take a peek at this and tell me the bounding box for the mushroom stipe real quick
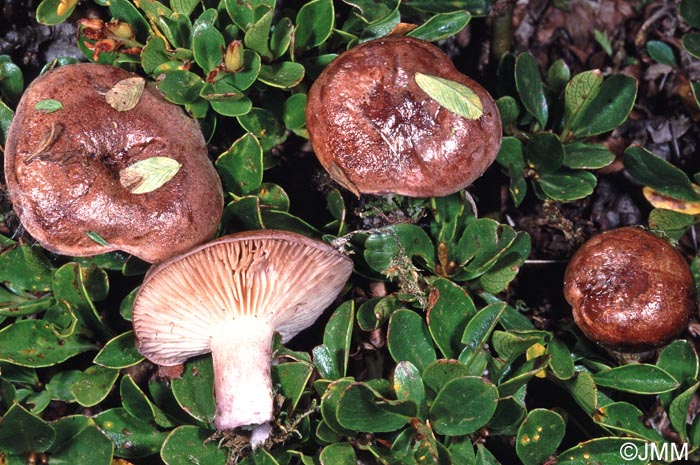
[132,230,353,437]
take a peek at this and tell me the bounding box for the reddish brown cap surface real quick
[306,35,502,197]
[4,63,223,263]
[563,227,697,352]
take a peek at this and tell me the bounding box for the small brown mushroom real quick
[4,63,223,263]
[132,230,353,436]
[306,35,502,198]
[563,227,697,352]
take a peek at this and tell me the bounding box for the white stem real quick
[210,316,275,430]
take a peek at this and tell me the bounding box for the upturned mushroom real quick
[132,230,353,435]
[306,35,502,198]
[563,227,697,352]
[4,63,223,263]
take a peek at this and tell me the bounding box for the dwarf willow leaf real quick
[415,72,483,120]
[119,157,181,194]
[105,77,145,112]
[86,231,108,246]
[35,99,63,113]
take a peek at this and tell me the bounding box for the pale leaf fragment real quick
[119,157,182,194]
[106,77,146,112]
[414,72,483,120]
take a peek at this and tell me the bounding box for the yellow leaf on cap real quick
[106,77,145,112]
[119,156,182,194]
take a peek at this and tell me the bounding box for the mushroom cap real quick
[132,230,353,366]
[563,227,697,352]
[306,35,502,198]
[4,63,223,263]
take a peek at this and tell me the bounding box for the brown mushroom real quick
[132,230,353,436]
[4,63,223,263]
[306,35,502,198]
[563,226,696,352]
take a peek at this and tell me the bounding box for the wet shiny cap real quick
[563,227,697,352]
[4,63,223,263]
[306,35,502,198]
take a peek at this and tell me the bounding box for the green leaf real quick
[53,263,112,338]
[657,339,699,406]
[94,408,168,458]
[121,375,161,426]
[364,224,436,273]
[427,278,477,359]
[387,309,437,373]
[119,156,181,194]
[683,33,700,58]
[402,0,490,15]
[496,137,527,206]
[156,70,206,104]
[35,99,63,113]
[488,396,527,436]
[496,96,520,126]
[647,40,677,67]
[563,69,603,133]
[538,170,597,202]
[245,7,273,60]
[556,438,649,465]
[271,362,313,412]
[157,13,192,49]
[192,9,226,73]
[282,94,306,134]
[515,52,548,128]
[415,72,483,120]
[161,426,227,465]
[570,74,637,138]
[516,409,566,465]
[0,99,13,146]
[681,0,700,27]
[320,378,356,436]
[336,382,414,432]
[70,365,119,407]
[0,244,53,291]
[93,331,144,369]
[455,219,518,278]
[35,0,75,25]
[319,443,357,465]
[422,359,470,393]
[393,361,427,420]
[237,107,286,151]
[459,302,506,367]
[322,301,355,379]
[525,133,564,173]
[649,209,694,240]
[562,371,598,415]
[109,0,151,42]
[547,337,575,380]
[171,357,216,424]
[563,142,615,169]
[48,415,114,465]
[430,376,498,435]
[546,59,571,94]
[0,319,96,367]
[295,0,334,51]
[170,0,198,15]
[356,296,401,331]
[623,145,700,201]
[0,403,55,454]
[258,62,305,88]
[592,364,679,394]
[270,17,293,59]
[216,133,264,196]
[669,382,698,442]
[595,401,664,441]
[407,11,472,42]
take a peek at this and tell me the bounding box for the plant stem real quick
[210,316,275,431]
